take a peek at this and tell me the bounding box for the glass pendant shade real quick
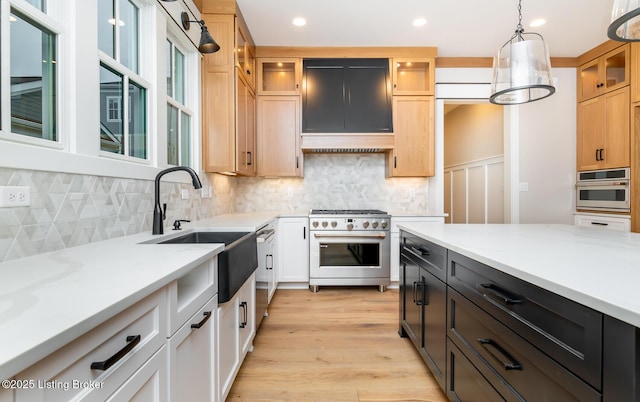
[608,0,640,41]
[490,32,555,105]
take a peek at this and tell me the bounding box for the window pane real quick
[98,0,115,57]
[166,40,173,97]
[100,65,124,154]
[128,80,146,158]
[174,48,185,104]
[167,104,178,165]
[25,0,45,12]
[119,0,139,73]
[10,11,57,141]
[180,111,191,166]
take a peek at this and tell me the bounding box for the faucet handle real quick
[172,219,191,230]
[162,203,167,221]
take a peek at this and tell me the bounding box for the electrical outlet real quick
[0,186,31,207]
[409,188,416,198]
[180,189,190,200]
[286,188,294,198]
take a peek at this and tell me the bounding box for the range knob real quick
[381,221,388,229]
[312,221,319,228]
[331,221,337,228]
[347,223,354,231]
[362,221,370,228]
[322,221,328,228]
[372,221,379,228]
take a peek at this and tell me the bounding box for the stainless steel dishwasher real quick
[255,221,276,329]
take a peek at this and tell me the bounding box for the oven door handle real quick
[313,232,387,239]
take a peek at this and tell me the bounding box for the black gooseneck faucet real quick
[153,166,203,235]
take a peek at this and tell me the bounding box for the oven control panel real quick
[310,217,390,231]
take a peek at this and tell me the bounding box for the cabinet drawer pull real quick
[191,311,212,329]
[477,338,522,371]
[239,301,248,328]
[410,246,431,256]
[90,335,141,371]
[479,283,522,305]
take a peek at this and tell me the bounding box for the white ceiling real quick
[235,0,616,58]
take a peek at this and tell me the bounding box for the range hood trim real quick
[300,133,395,153]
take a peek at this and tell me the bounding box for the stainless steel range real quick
[309,209,391,292]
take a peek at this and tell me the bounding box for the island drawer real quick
[447,251,603,389]
[401,233,447,282]
[14,289,167,402]
[446,339,505,402]
[448,289,601,402]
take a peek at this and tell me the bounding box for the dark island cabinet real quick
[399,232,447,389]
[398,230,640,401]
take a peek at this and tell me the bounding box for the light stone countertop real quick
[398,223,640,328]
[0,211,282,381]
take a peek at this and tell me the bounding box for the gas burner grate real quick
[310,209,388,215]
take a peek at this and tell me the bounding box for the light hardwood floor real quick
[226,287,448,401]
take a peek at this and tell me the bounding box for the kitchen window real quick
[0,3,58,143]
[166,38,193,167]
[98,0,149,160]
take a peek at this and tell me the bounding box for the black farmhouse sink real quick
[157,231,258,303]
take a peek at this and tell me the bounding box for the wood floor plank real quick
[226,287,448,401]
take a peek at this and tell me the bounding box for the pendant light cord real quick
[516,0,524,40]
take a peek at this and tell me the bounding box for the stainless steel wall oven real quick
[309,209,390,292]
[576,168,630,212]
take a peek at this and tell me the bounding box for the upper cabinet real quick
[392,58,435,95]
[202,9,257,176]
[257,58,302,95]
[578,44,629,102]
[236,24,255,90]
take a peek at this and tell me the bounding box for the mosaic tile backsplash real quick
[0,154,428,262]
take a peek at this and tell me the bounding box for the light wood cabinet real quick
[236,73,256,176]
[257,96,301,177]
[577,87,630,171]
[578,44,629,102]
[257,58,302,95]
[202,12,256,176]
[235,24,255,90]
[392,58,435,95]
[386,96,435,177]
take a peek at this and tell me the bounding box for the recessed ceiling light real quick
[293,17,307,27]
[413,18,427,27]
[530,18,546,27]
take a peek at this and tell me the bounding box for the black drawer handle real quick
[191,311,212,329]
[239,301,248,328]
[479,283,523,305]
[477,338,522,371]
[91,334,141,371]
[411,246,431,256]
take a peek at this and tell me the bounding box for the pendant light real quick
[489,0,555,105]
[608,0,640,41]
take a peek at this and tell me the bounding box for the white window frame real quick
[0,0,64,150]
[0,0,204,183]
[166,35,196,168]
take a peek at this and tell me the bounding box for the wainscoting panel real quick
[444,156,504,224]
